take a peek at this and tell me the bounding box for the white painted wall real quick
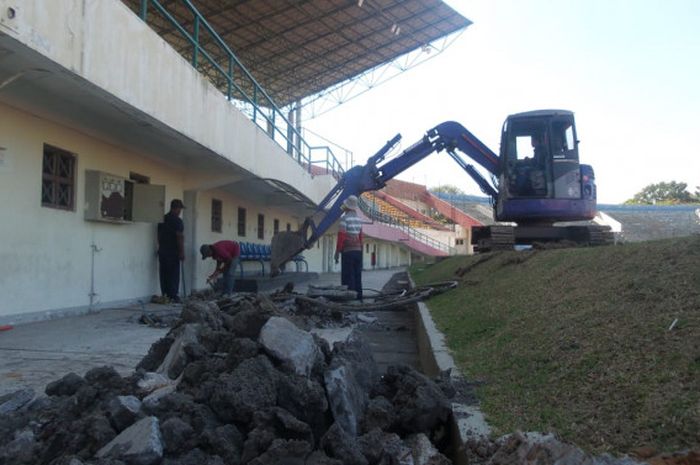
[0,103,336,321]
[362,239,412,270]
[0,103,185,321]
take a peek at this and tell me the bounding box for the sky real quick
[304,0,700,204]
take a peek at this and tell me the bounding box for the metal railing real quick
[358,197,455,255]
[137,0,345,177]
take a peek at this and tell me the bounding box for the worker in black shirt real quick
[157,199,185,303]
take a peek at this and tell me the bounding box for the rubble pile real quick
[0,295,455,465]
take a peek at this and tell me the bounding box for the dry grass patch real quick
[411,236,700,455]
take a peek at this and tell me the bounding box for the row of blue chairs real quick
[238,242,307,277]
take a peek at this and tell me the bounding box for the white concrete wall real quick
[190,189,305,287]
[0,103,338,320]
[0,103,185,321]
[362,238,412,270]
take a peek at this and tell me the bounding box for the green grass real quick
[411,236,700,455]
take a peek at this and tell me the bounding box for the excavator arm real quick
[270,121,501,275]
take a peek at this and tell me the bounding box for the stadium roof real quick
[122,0,470,107]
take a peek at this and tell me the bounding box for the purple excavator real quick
[271,109,612,275]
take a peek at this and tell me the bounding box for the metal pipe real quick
[89,243,102,310]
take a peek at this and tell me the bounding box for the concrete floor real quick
[0,269,407,397]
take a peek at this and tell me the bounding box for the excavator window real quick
[505,120,550,198]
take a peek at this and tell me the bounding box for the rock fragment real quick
[45,373,85,397]
[0,388,35,414]
[96,416,163,465]
[259,316,322,377]
[107,395,142,432]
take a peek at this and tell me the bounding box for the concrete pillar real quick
[183,189,199,294]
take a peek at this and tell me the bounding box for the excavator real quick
[271,109,612,274]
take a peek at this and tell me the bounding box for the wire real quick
[273,281,457,312]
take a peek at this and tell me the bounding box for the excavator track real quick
[473,224,614,252]
[474,225,515,252]
[585,225,615,246]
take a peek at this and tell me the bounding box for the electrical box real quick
[84,170,165,223]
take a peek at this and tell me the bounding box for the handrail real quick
[358,197,455,255]
[137,0,345,178]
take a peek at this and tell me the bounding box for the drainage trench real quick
[356,270,481,464]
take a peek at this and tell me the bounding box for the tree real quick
[431,184,465,196]
[625,181,698,205]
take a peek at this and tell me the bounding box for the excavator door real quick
[501,110,581,201]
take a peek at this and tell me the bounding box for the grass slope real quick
[411,236,700,455]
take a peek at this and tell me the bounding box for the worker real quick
[200,240,241,297]
[532,133,547,167]
[334,195,363,300]
[157,199,185,303]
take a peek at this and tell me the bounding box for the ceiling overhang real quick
[121,0,470,107]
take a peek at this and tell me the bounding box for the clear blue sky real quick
[306,0,700,204]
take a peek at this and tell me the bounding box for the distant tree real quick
[431,184,465,196]
[625,181,698,205]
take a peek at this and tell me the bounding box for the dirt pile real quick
[0,295,455,465]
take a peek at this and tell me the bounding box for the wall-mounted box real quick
[84,170,164,223]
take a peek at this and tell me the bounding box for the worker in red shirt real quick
[200,240,241,296]
[334,195,363,300]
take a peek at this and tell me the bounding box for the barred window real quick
[237,207,246,237]
[42,144,75,210]
[257,214,265,240]
[273,218,280,235]
[211,199,222,233]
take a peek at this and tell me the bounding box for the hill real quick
[411,236,700,455]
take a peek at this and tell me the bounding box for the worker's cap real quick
[171,199,185,209]
[200,244,212,260]
[342,195,359,210]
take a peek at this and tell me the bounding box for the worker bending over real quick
[200,240,241,297]
[334,195,363,300]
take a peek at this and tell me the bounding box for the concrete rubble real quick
[0,291,658,465]
[0,294,455,465]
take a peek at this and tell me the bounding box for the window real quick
[456,238,465,245]
[286,223,291,232]
[273,219,280,235]
[366,243,370,253]
[42,144,76,210]
[237,207,246,237]
[211,199,222,233]
[257,214,265,240]
[124,172,149,221]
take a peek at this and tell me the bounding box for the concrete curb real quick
[409,274,492,464]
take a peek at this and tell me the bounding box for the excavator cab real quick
[496,110,592,224]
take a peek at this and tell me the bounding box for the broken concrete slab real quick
[321,422,368,465]
[107,395,142,432]
[406,433,450,465]
[137,372,172,392]
[311,327,355,346]
[307,284,357,301]
[96,416,163,465]
[324,365,366,437]
[0,388,35,415]
[259,316,322,377]
[157,323,200,379]
[142,382,179,410]
[45,372,86,397]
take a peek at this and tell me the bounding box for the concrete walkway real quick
[0,268,406,397]
[0,306,171,397]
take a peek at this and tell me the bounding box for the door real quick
[132,183,166,223]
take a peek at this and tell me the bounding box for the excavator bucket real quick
[270,231,306,277]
